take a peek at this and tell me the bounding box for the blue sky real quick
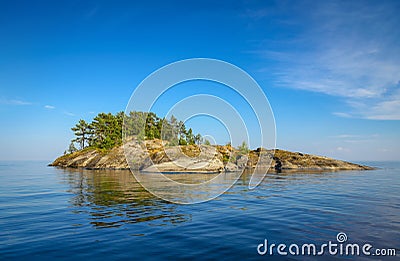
[0,0,399,161]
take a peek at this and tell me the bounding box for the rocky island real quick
[50,111,373,173]
[50,138,373,172]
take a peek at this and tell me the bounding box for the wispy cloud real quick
[336,146,349,152]
[331,134,379,138]
[332,112,352,118]
[0,98,32,105]
[330,133,379,144]
[44,105,55,109]
[253,1,400,120]
[63,111,75,116]
[363,90,400,120]
[331,134,361,139]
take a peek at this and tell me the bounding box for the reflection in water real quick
[57,168,191,228]
[1,162,399,259]
[56,167,335,229]
[135,171,243,204]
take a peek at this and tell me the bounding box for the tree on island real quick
[90,112,123,149]
[237,141,250,154]
[71,119,91,149]
[194,134,202,145]
[178,122,187,145]
[186,128,195,145]
[68,141,78,154]
[69,111,202,152]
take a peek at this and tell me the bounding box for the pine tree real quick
[90,112,123,149]
[238,141,250,154]
[168,115,179,145]
[68,111,199,151]
[194,134,202,145]
[186,128,195,145]
[68,141,77,154]
[71,119,90,149]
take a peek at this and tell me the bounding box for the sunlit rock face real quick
[50,139,374,172]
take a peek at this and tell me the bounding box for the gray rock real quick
[142,157,225,173]
[224,162,239,172]
[50,139,374,172]
[236,155,248,169]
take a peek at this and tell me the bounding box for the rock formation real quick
[50,138,374,172]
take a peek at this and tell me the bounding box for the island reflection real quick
[57,168,192,228]
[56,167,332,228]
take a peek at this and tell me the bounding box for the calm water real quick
[0,161,399,260]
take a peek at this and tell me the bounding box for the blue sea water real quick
[0,161,399,260]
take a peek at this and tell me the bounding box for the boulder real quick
[224,162,239,172]
[236,155,248,169]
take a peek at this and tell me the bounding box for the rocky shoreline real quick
[50,138,373,172]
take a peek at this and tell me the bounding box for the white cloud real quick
[330,133,379,144]
[0,98,32,105]
[331,134,379,139]
[336,146,350,152]
[332,112,352,118]
[254,1,400,120]
[332,134,361,139]
[364,93,400,120]
[44,105,55,109]
[63,111,75,116]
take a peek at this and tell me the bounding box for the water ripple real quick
[0,161,398,259]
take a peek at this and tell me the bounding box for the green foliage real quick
[71,119,91,149]
[186,128,195,145]
[194,134,202,145]
[222,154,230,164]
[237,141,250,154]
[68,141,78,154]
[204,139,211,145]
[70,111,202,151]
[222,152,236,164]
[179,137,187,145]
[90,112,123,149]
[123,111,147,137]
[124,112,202,146]
[69,112,123,151]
